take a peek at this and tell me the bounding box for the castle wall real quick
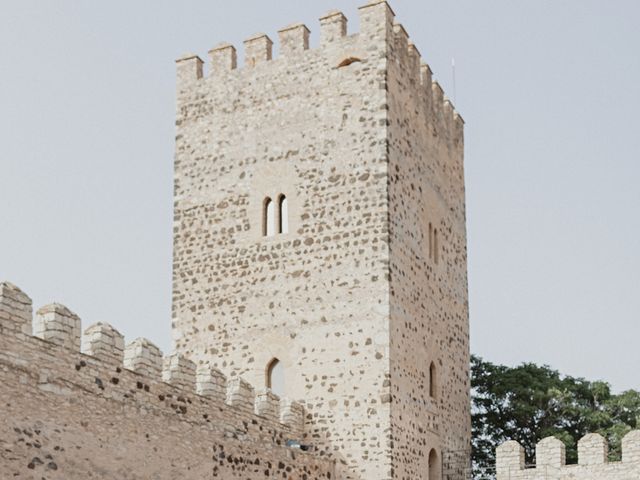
[386,14,471,480]
[496,434,640,480]
[172,4,395,479]
[0,283,334,479]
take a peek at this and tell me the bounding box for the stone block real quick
[124,338,162,378]
[0,282,32,334]
[162,353,196,390]
[82,322,125,364]
[34,303,81,350]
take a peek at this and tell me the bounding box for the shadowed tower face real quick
[171,2,470,478]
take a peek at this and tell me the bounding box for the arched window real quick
[263,197,275,237]
[266,358,285,397]
[429,362,437,399]
[278,195,289,234]
[428,449,441,480]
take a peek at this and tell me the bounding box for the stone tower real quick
[172,2,470,479]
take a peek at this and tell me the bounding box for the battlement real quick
[174,0,462,139]
[176,1,391,77]
[496,432,640,480]
[0,281,305,438]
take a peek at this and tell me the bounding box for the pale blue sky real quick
[1,1,638,391]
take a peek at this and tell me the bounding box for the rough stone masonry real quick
[497,434,640,480]
[0,1,473,479]
[172,1,470,479]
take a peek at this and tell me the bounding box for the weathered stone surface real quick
[0,296,329,479]
[0,281,32,335]
[162,353,196,389]
[196,365,227,401]
[497,436,640,480]
[124,337,163,377]
[0,1,472,479]
[82,321,125,363]
[34,303,81,350]
[172,1,470,478]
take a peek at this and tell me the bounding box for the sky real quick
[1,1,638,392]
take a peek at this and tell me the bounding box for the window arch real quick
[266,358,284,397]
[263,197,275,237]
[338,57,362,68]
[428,449,441,480]
[429,362,437,399]
[278,194,289,234]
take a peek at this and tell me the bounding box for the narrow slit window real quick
[428,222,434,260]
[429,362,437,399]
[433,228,439,264]
[278,195,289,234]
[263,197,275,237]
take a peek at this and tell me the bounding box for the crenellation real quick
[358,0,395,45]
[420,63,434,118]
[82,322,125,364]
[196,365,227,401]
[0,281,309,434]
[319,10,347,45]
[124,337,163,377]
[623,430,640,463]
[255,388,281,422]
[208,43,237,74]
[0,281,330,478]
[175,53,203,86]
[431,81,445,112]
[244,33,273,67]
[393,23,409,59]
[497,433,640,480]
[536,436,566,468]
[162,352,196,390]
[431,80,445,133]
[34,303,81,351]
[278,23,310,57]
[226,377,256,413]
[407,42,421,81]
[496,440,525,477]
[280,399,305,431]
[420,62,433,87]
[578,433,608,465]
[0,281,32,335]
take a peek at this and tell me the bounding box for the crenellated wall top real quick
[0,281,305,437]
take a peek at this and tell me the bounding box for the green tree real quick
[471,355,640,479]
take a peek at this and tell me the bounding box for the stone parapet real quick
[497,433,640,480]
[34,303,81,351]
[82,322,125,364]
[0,282,32,335]
[0,280,308,441]
[172,0,462,141]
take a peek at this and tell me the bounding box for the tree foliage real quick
[471,355,640,479]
